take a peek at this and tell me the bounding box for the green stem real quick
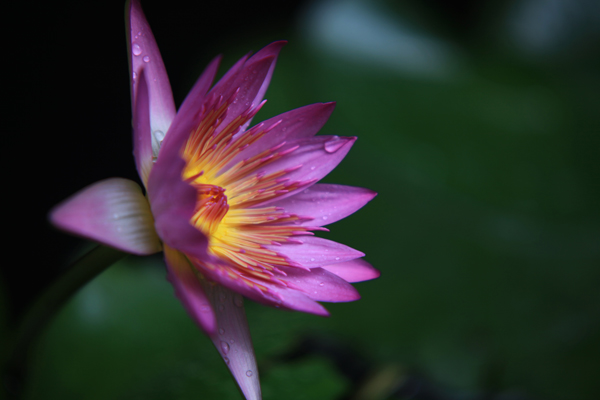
[2,245,127,396]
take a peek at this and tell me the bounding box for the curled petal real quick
[281,267,360,302]
[266,236,364,268]
[50,178,161,255]
[272,183,376,226]
[164,245,216,335]
[200,281,261,400]
[321,259,381,283]
[147,149,210,259]
[127,0,176,158]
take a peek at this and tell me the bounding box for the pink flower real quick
[50,1,379,398]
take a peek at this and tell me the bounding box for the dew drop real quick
[322,216,328,220]
[324,135,346,153]
[319,282,324,287]
[310,166,316,171]
[310,258,315,262]
[132,43,142,56]
[220,341,230,355]
[132,71,137,80]
[219,328,225,335]
[143,55,150,63]
[335,257,340,261]
[233,294,243,308]
[246,370,253,377]
[230,339,235,344]
[153,130,165,141]
[224,356,230,364]
[199,305,211,313]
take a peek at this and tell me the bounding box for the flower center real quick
[192,184,229,238]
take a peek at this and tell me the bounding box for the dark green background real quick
[4,0,599,399]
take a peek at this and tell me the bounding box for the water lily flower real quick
[50,1,379,399]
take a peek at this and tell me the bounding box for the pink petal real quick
[158,56,221,161]
[271,183,376,226]
[132,68,153,186]
[281,267,360,302]
[192,260,329,317]
[245,41,287,114]
[226,102,336,169]
[255,135,357,206]
[199,281,261,400]
[266,236,364,268]
[127,0,176,155]
[208,42,286,135]
[49,178,161,255]
[321,259,381,283]
[266,286,330,316]
[164,245,216,335]
[215,55,278,136]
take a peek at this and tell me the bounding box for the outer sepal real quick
[50,178,162,255]
[201,281,262,400]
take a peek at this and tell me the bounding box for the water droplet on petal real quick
[132,43,142,56]
[143,55,150,63]
[324,135,346,153]
[132,71,137,81]
[199,305,211,313]
[153,130,165,142]
[246,370,253,377]
[335,257,340,260]
[233,294,243,307]
[224,357,230,364]
[319,282,324,287]
[219,328,225,335]
[310,258,315,262]
[322,216,328,220]
[220,341,230,355]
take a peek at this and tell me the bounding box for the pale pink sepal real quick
[321,259,381,283]
[132,68,153,186]
[200,281,262,400]
[164,245,216,335]
[49,178,161,255]
[272,183,376,227]
[127,0,176,157]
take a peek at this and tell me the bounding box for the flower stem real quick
[2,245,126,397]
